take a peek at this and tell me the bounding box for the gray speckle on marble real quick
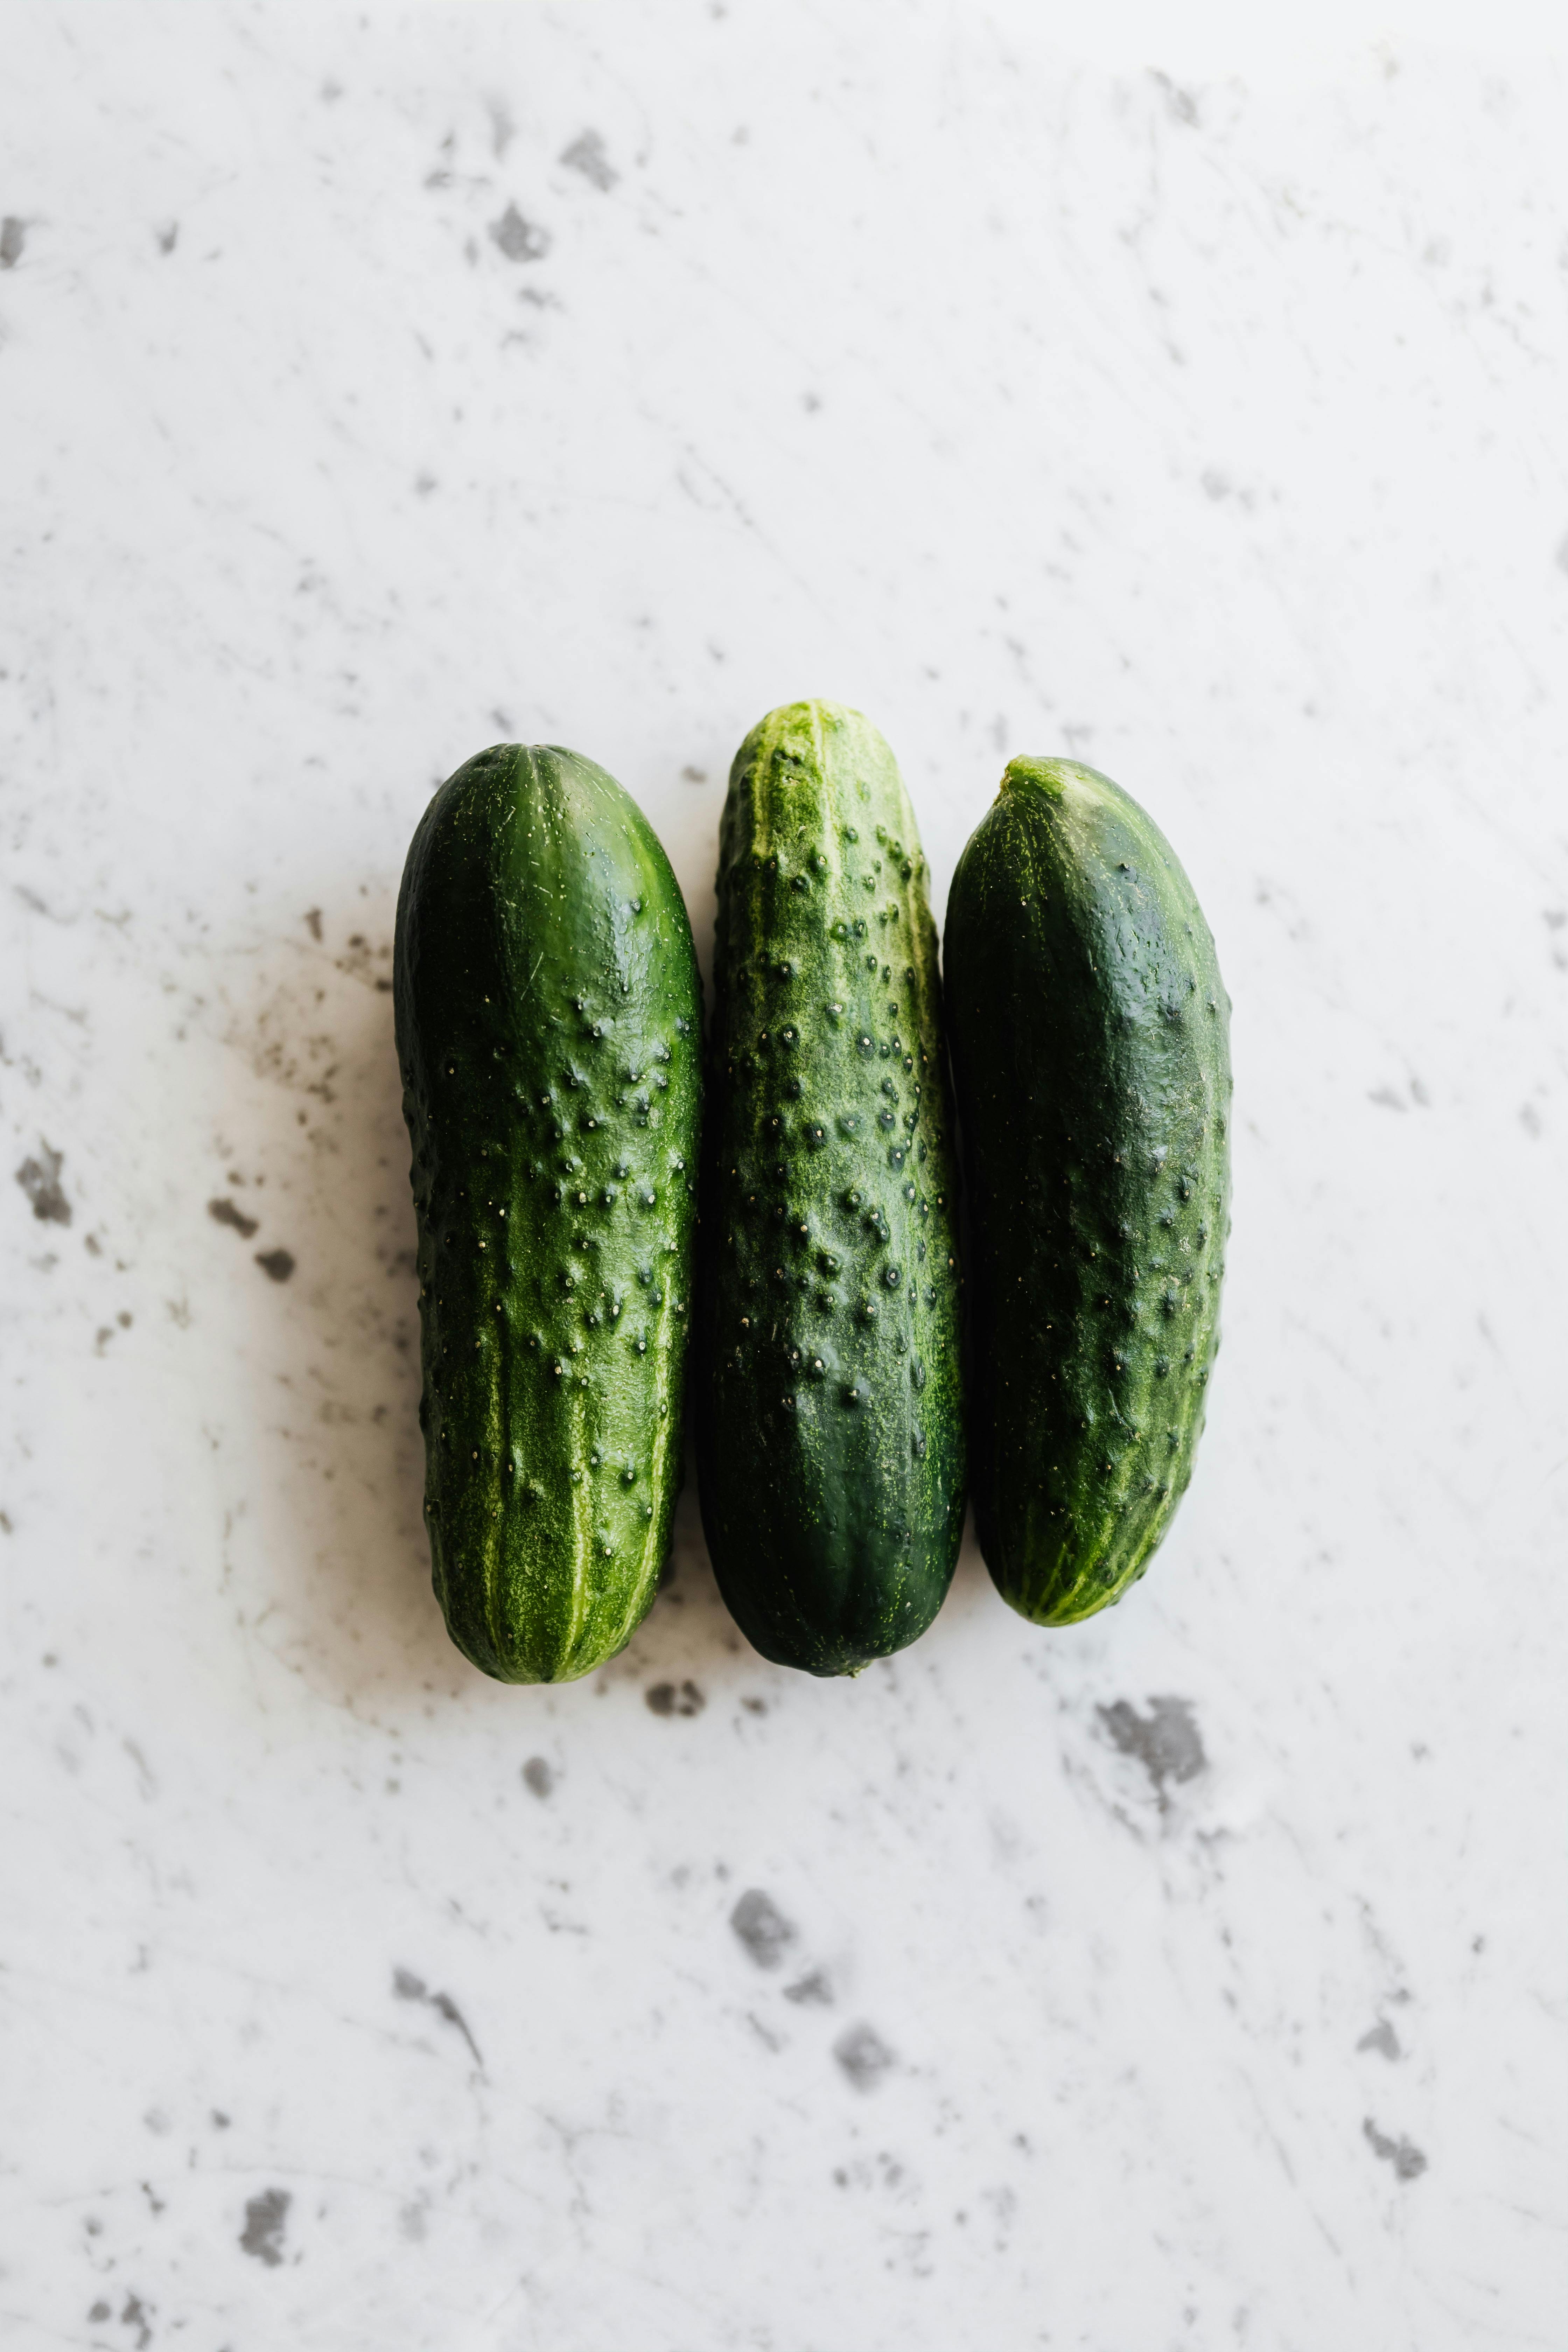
[834,2022,895,2091]
[207,1197,259,1238]
[0,216,24,268]
[489,202,550,262]
[522,1756,554,1798]
[15,1142,70,1225]
[239,2187,290,2266]
[488,100,515,160]
[1363,2118,1428,2181]
[1358,2019,1401,2060]
[1098,1696,1206,1797]
[729,1888,796,1969]
[646,1678,704,1717]
[561,129,617,190]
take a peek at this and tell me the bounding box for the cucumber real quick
[697,701,966,1675]
[944,756,1231,1626]
[394,744,702,1682]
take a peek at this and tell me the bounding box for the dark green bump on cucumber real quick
[698,701,967,1676]
[394,744,702,1682]
[944,756,1231,1627]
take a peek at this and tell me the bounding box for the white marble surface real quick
[3,5,1566,2345]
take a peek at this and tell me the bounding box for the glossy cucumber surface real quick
[698,701,966,1675]
[394,744,702,1682]
[944,756,1231,1625]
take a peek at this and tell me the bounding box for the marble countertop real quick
[3,6,1564,2346]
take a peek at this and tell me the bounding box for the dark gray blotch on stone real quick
[0,218,24,269]
[16,1141,70,1224]
[522,1756,553,1798]
[239,2186,291,2265]
[646,1678,704,1717]
[1358,2019,1400,2060]
[489,203,550,262]
[784,1968,833,2006]
[255,1248,295,1282]
[208,1197,259,1238]
[834,2022,894,2091]
[1098,1695,1206,1797]
[729,1888,796,1970]
[1363,2117,1427,2180]
[560,130,617,190]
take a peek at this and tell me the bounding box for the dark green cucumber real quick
[944,756,1231,1626]
[698,701,966,1676]
[394,744,702,1682]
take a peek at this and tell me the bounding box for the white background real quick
[2,4,1566,2345]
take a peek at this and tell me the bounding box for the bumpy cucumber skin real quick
[944,757,1231,1627]
[394,745,702,1683]
[698,702,966,1676]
